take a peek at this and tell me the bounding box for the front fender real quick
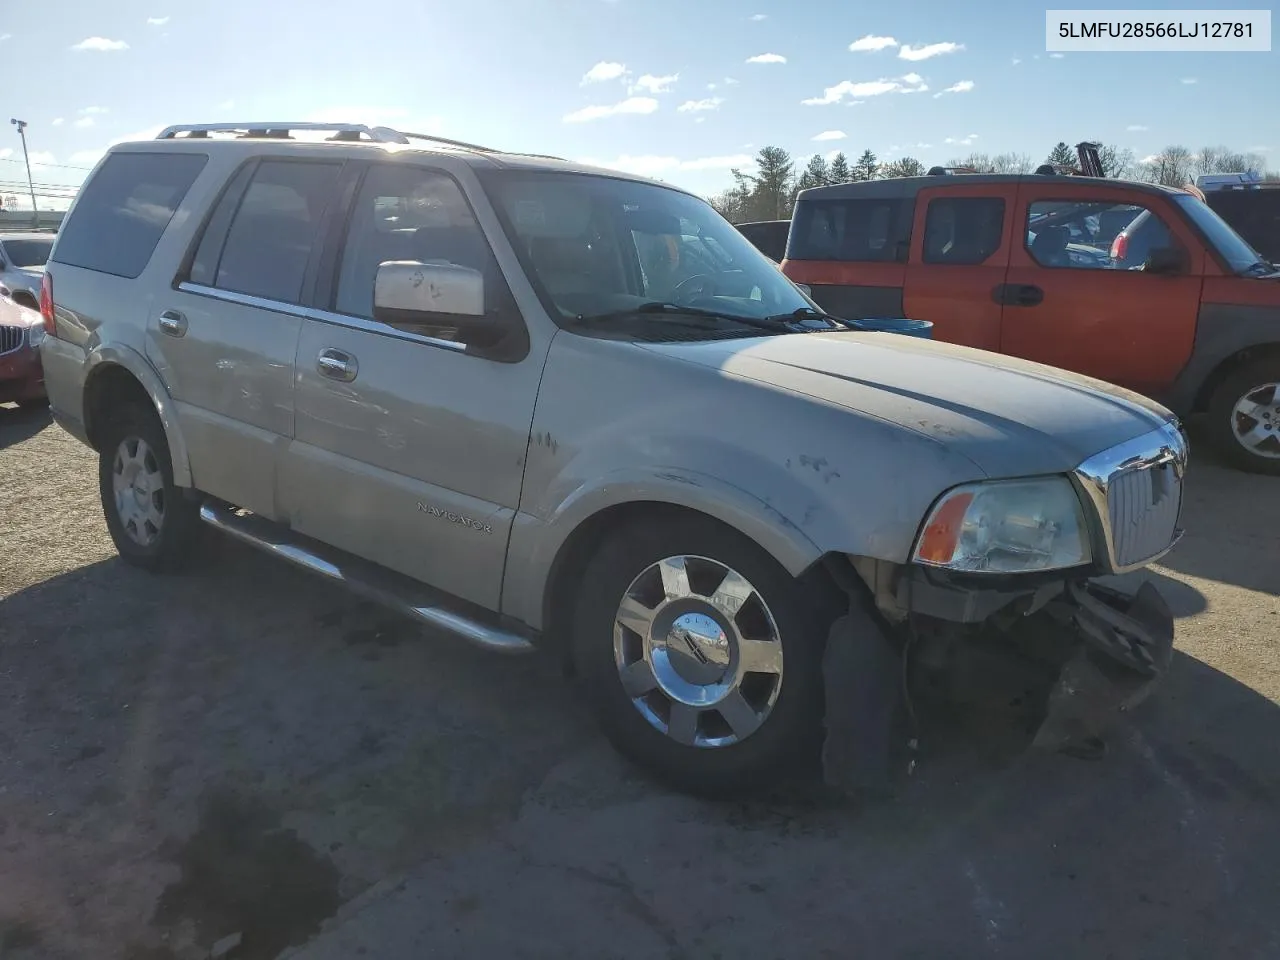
[85,343,194,488]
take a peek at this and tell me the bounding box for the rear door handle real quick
[158,310,188,337]
[317,348,358,382]
[991,283,1044,307]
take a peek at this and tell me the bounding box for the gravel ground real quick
[1,402,1278,960]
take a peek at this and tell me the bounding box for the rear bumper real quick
[0,341,45,403]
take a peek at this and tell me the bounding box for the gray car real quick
[0,232,53,310]
[39,122,1187,794]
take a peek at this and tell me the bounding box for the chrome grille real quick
[0,325,25,356]
[1107,459,1184,568]
[1074,420,1189,573]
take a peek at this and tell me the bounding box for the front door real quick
[901,183,1016,352]
[282,161,549,611]
[148,157,345,520]
[1000,183,1205,396]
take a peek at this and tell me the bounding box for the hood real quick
[0,293,42,327]
[639,331,1174,477]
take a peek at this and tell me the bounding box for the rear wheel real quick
[571,514,841,796]
[98,404,203,571]
[1206,360,1280,475]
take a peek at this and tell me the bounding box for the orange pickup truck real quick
[782,167,1280,474]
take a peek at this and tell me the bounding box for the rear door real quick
[901,183,1016,352]
[1001,182,1205,395]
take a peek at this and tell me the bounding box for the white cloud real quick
[563,96,659,123]
[1049,52,1065,58]
[1181,77,1197,84]
[632,73,678,94]
[898,41,962,61]
[1127,124,1149,132]
[577,153,755,177]
[1248,145,1271,153]
[71,36,129,51]
[812,130,847,141]
[147,16,169,25]
[707,82,717,90]
[746,53,786,64]
[0,33,11,41]
[849,34,898,52]
[724,77,739,85]
[1011,57,1022,65]
[1140,154,1160,164]
[750,13,767,20]
[0,148,11,159]
[802,74,924,105]
[582,61,627,84]
[916,142,933,149]
[934,80,974,97]
[51,118,65,127]
[677,97,723,113]
[74,117,96,128]
[944,134,979,146]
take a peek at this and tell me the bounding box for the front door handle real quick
[158,310,188,337]
[991,283,1045,307]
[317,348,358,382]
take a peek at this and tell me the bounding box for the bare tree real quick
[1096,143,1137,179]
[880,157,925,178]
[1142,145,1194,186]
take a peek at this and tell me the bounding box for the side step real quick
[198,502,536,655]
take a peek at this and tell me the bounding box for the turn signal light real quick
[40,272,56,337]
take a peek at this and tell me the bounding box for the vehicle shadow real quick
[0,402,51,450]
[1156,453,1280,596]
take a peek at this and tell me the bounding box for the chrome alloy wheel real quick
[612,555,784,748]
[111,436,166,546]
[1231,382,1280,460]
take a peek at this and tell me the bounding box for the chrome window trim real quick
[1073,418,1189,574]
[176,281,467,353]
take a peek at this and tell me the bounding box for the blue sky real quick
[1,0,1275,209]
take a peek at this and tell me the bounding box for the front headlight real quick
[912,477,1092,574]
[26,325,45,348]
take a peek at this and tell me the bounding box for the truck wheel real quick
[1206,361,1280,475]
[98,403,203,571]
[571,514,839,796]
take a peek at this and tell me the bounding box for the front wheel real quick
[1206,361,1280,475]
[571,514,840,796]
[98,404,203,571]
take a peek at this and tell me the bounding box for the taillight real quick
[1110,232,1128,261]
[40,272,55,337]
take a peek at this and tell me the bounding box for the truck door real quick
[1001,182,1205,396]
[902,183,1016,352]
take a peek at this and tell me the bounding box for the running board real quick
[198,502,536,655]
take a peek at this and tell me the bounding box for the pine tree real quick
[796,154,831,192]
[851,149,879,181]
[1046,142,1076,170]
[828,152,853,183]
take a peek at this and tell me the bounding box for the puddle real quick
[153,789,341,959]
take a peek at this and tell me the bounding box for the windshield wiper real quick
[576,302,800,334]
[764,306,853,329]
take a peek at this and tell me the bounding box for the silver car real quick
[39,122,1186,794]
[0,232,54,310]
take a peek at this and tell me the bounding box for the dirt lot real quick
[1,402,1278,960]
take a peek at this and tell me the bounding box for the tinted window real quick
[51,152,207,278]
[923,197,1005,265]
[1028,199,1172,270]
[213,160,342,303]
[1172,193,1265,273]
[1,238,54,268]
[187,162,256,287]
[788,198,905,262]
[1207,191,1280,261]
[334,164,501,320]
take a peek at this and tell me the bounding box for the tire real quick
[571,513,843,797]
[1206,360,1280,476]
[98,403,203,571]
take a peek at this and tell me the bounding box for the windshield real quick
[1,238,53,269]
[478,170,814,329]
[1172,193,1267,273]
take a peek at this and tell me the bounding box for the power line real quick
[0,157,95,173]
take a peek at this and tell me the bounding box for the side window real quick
[788,199,905,262]
[1026,199,1173,270]
[211,160,342,304]
[51,151,208,279]
[334,164,503,321]
[923,197,1005,265]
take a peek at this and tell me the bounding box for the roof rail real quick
[154,122,500,153]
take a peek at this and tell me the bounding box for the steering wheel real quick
[670,274,714,304]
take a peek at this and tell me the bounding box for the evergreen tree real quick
[828,152,853,183]
[851,149,878,181]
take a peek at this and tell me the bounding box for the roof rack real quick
[926,165,980,176]
[154,122,499,154]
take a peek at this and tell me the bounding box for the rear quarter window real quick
[787,198,908,262]
[51,151,208,279]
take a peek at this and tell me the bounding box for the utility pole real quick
[9,118,40,229]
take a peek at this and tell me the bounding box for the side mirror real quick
[794,282,813,297]
[373,261,502,346]
[1144,246,1189,276]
